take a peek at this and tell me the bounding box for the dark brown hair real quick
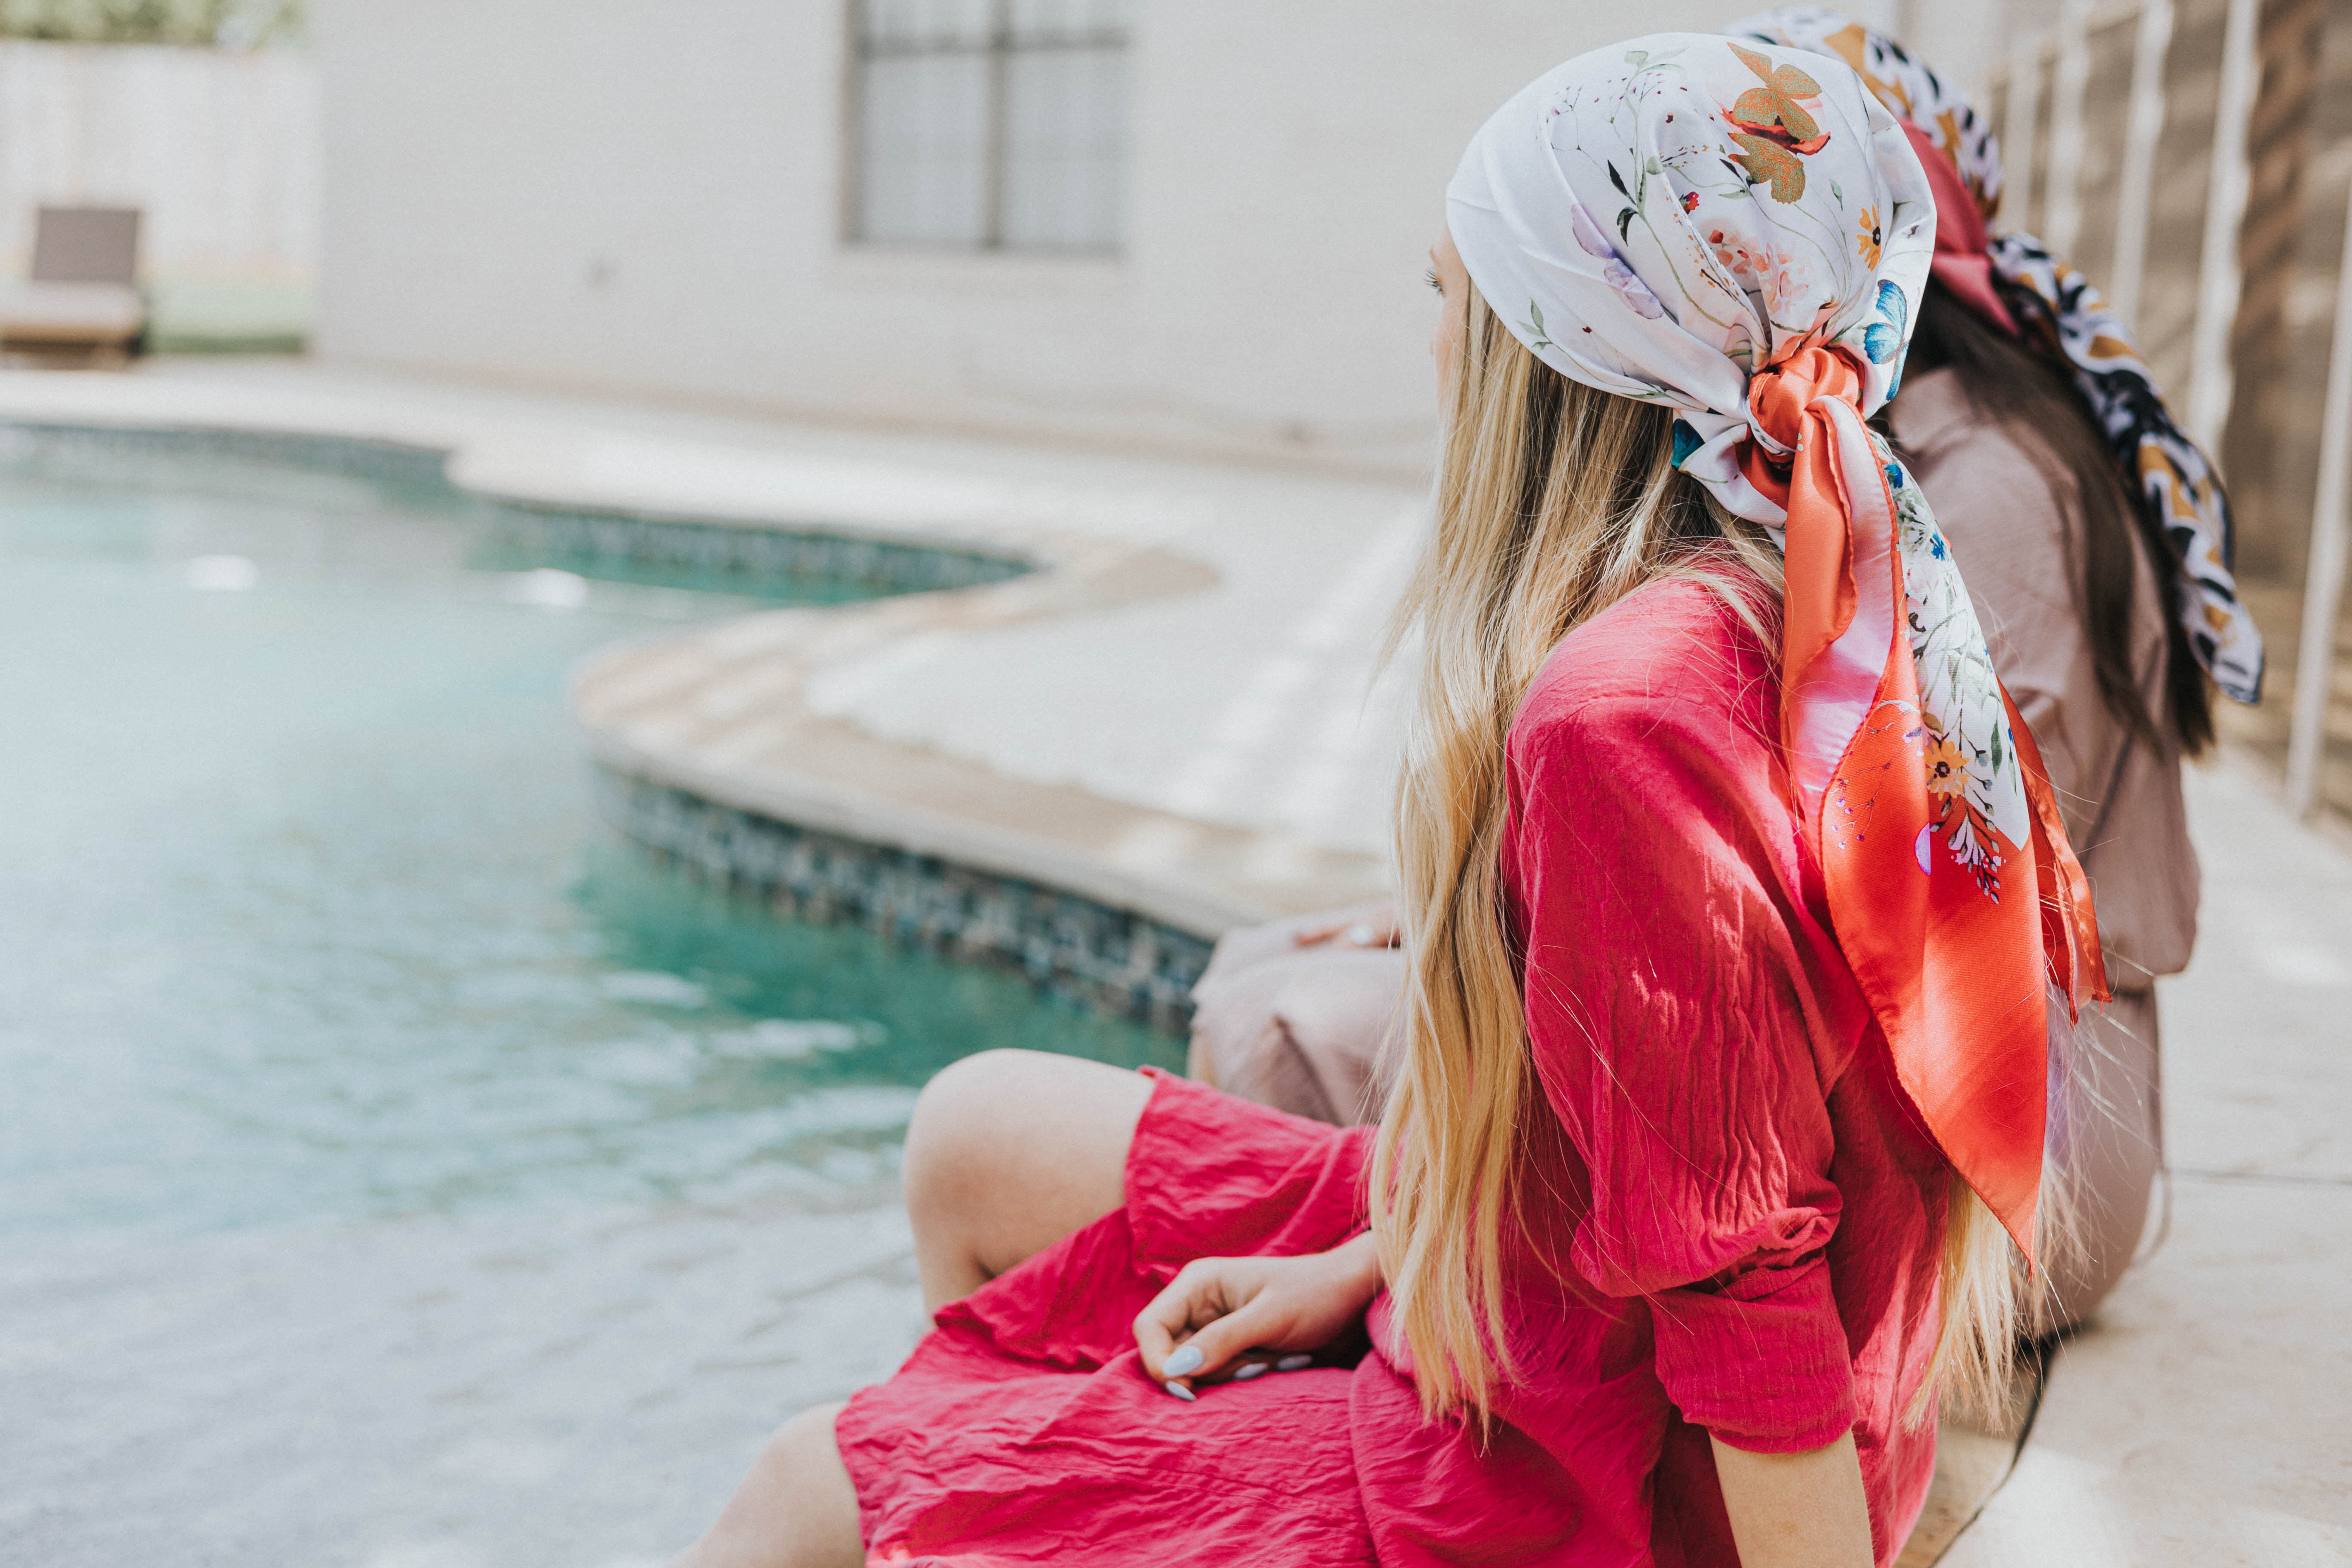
[1896,276,2214,755]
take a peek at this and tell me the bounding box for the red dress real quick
[838,581,1951,1567]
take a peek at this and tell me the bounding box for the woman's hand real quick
[1133,1231,1383,1398]
[1292,900,1401,950]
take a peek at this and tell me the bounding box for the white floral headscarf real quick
[1729,5,2003,217]
[1447,33,1933,525]
[1447,34,2106,1256]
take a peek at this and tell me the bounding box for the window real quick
[851,0,1131,253]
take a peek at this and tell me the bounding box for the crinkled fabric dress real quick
[838,580,1951,1568]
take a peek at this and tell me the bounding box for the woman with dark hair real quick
[1193,7,2264,1333]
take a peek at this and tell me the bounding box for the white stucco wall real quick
[309,2,2009,468]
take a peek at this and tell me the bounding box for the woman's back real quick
[1347,577,1950,1567]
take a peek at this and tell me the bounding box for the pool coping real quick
[562,514,1390,1007]
[1,402,1390,1024]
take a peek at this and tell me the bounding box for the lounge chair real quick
[0,206,145,367]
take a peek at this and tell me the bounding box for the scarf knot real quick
[1736,345,1865,512]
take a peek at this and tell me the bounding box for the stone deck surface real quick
[4,360,2348,1566]
[1941,755,2352,1567]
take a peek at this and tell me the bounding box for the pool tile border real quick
[597,770,1213,1032]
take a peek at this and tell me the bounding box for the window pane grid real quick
[851,0,1130,253]
[859,0,996,49]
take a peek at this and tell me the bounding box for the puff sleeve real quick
[1505,691,1862,1454]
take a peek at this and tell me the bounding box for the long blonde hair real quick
[1369,282,2030,1428]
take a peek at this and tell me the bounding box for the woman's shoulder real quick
[1502,578,1807,911]
[1888,371,2076,539]
[1510,577,1778,765]
[1888,368,2082,627]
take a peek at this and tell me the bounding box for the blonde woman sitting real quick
[1193,5,2258,1337]
[676,32,2110,1568]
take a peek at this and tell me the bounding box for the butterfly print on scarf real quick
[1724,42,1830,202]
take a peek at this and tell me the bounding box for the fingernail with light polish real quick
[1164,1380,1197,1401]
[1164,1345,1204,1377]
[1275,1354,1313,1372]
[1233,1361,1269,1381]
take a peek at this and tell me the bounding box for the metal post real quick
[2187,0,2261,453]
[2109,0,2175,328]
[2044,0,2094,258]
[2285,178,2352,819]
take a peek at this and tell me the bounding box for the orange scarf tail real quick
[1758,348,2107,1263]
[2006,685,2113,1015]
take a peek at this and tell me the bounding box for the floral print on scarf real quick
[1883,440,2030,890]
[1448,36,1934,518]
[1729,5,2003,220]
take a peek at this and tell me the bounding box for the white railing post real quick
[2109,0,2175,328]
[2285,178,2352,820]
[2188,0,2261,453]
[2044,0,2094,258]
[2004,28,2043,228]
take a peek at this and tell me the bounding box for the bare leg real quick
[670,1403,862,1568]
[903,1048,1155,1311]
[675,1051,1154,1566]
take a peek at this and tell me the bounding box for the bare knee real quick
[903,1049,1140,1217]
[674,1402,860,1568]
[902,1050,1038,1235]
[901,1049,1153,1308]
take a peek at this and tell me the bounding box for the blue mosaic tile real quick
[596,770,1211,1034]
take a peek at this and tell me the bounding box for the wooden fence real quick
[1994,0,2352,822]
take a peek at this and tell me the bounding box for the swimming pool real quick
[0,428,1180,1244]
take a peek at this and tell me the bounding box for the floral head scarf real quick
[1732,6,2266,704]
[1727,7,2003,214]
[1449,33,2107,1255]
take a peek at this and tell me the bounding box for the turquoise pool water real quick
[0,433,1178,1242]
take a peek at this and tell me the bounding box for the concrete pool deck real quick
[4,358,2349,1565]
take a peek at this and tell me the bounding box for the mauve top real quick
[1356,577,1948,1568]
[1889,368,2199,991]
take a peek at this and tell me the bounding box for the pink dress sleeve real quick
[1506,689,1861,1455]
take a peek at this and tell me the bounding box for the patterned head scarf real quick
[1449,33,2107,1255]
[1732,6,2266,704]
